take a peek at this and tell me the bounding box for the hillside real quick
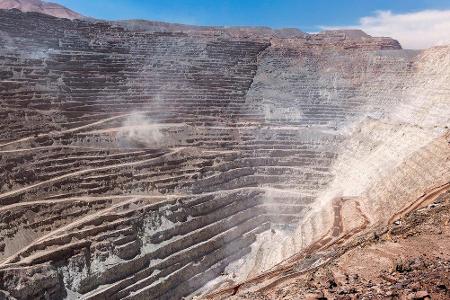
[0,0,83,19]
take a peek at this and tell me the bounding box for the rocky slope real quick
[209,189,450,299]
[0,8,448,300]
[0,0,83,19]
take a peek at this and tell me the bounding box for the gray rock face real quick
[0,8,448,300]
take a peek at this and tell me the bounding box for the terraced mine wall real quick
[0,9,448,300]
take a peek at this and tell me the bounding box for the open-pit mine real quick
[0,4,449,300]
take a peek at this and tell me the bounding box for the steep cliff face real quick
[207,45,450,299]
[0,9,448,300]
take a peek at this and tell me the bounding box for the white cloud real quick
[321,10,450,49]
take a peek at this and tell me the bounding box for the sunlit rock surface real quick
[0,0,83,20]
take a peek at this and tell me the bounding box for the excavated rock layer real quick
[213,188,450,299]
[0,9,448,300]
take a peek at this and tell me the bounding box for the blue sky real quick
[53,0,450,31]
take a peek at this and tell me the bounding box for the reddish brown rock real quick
[0,0,83,19]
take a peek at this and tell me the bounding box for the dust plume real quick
[117,112,164,148]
